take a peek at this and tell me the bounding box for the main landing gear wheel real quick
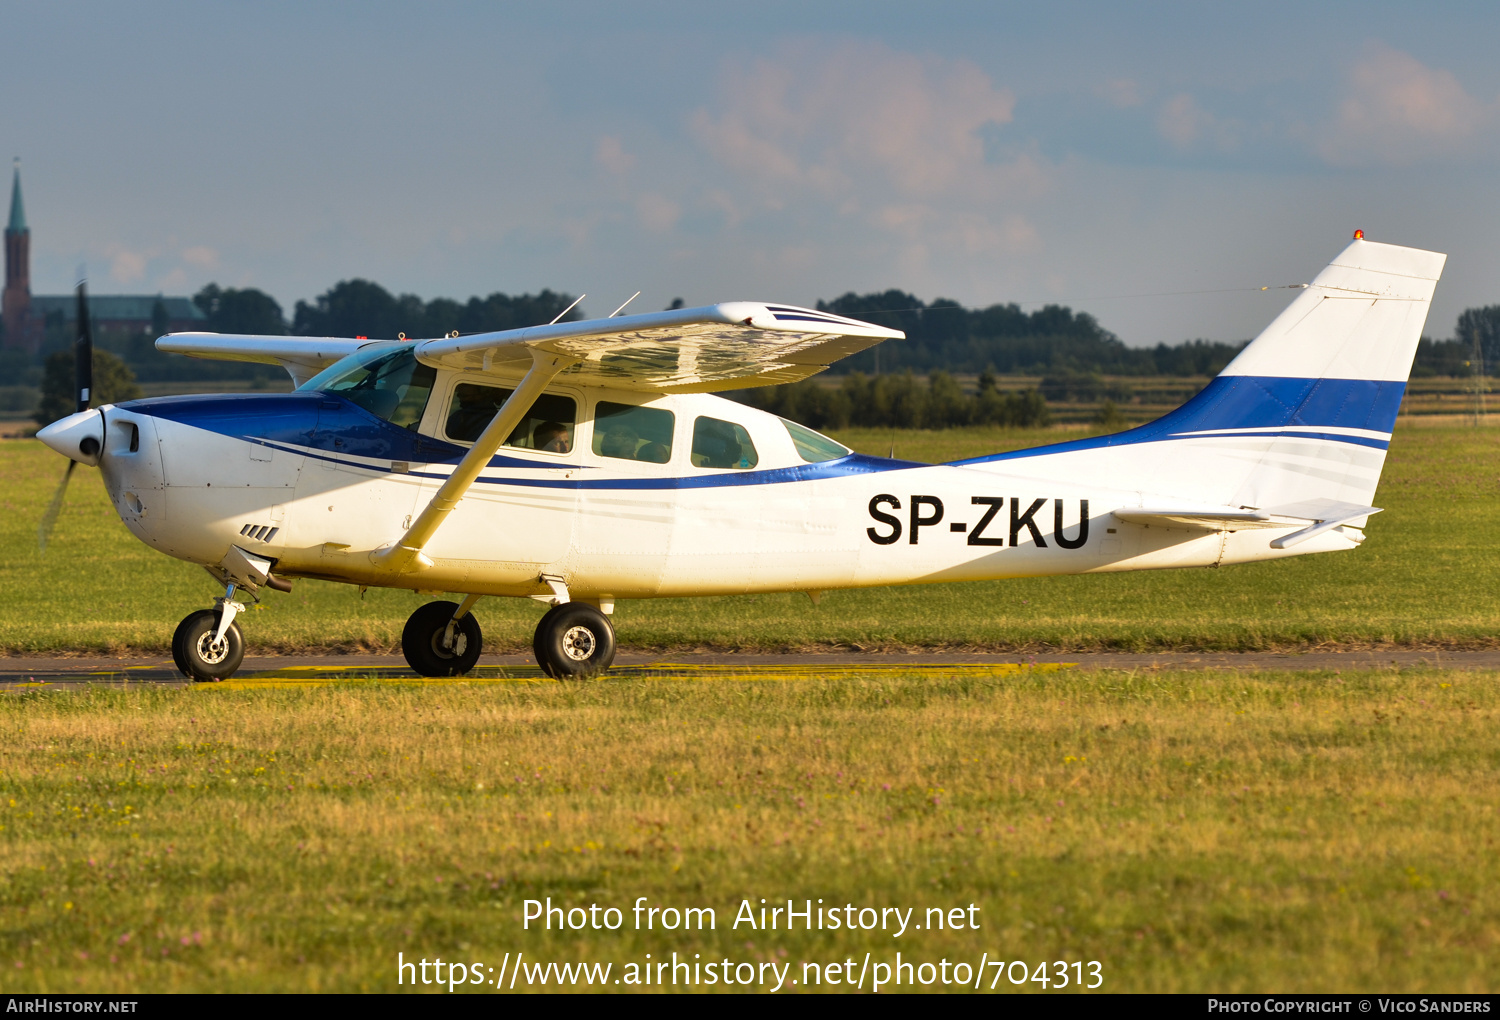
[171,609,245,682]
[402,601,483,677]
[533,602,616,679]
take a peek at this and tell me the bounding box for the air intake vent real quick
[238,524,280,543]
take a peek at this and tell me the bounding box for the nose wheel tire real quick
[171,609,246,682]
[533,602,616,679]
[402,601,484,677]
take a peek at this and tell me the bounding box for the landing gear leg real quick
[533,602,616,679]
[402,598,484,677]
[171,583,246,682]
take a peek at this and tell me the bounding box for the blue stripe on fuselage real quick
[118,391,926,486]
[120,375,1396,491]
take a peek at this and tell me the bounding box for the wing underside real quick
[155,302,903,393]
[413,301,903,392]
[155,334,370,387]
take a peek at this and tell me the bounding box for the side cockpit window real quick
[300,344,435,430]
[444,384,577,452]
[691,416,758,469]
[781,417,850,463]
[593,401,674,463]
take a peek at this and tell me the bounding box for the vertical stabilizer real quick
[954,237,1446,512]
[1198,237,1445,508]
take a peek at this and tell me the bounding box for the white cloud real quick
[109,248,147,284]
[693,42,1020,197]
[1317,42,1495,165]
[1100,78,1144,109]
[1155,93,1243,153]
[687,40,1046,270]
[156,268,188,291]
[636,193,681,233]
[1158,93,1209,149]
[595,135,635,175]
[181,245,218,269]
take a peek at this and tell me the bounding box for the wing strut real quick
[371,349,576,574]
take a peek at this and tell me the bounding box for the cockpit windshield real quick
[298,344,436,430]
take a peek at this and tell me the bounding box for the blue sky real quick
[4,1,1499,345]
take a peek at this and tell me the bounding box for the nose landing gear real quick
[172,584,247,682]
[172,545,277,682]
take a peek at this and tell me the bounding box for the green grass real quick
[1,420,1497,655]
[1,668,1496,992]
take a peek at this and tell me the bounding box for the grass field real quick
[0,667,1495,992]
[0,420,1496,655]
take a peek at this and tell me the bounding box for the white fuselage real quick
[90,372,1360,606]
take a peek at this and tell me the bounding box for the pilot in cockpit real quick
[534,421,571,454]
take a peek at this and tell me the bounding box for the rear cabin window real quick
[691,416,758,469]
[781,417,850,463]
[444,384,576,452]
[592,401,674,463]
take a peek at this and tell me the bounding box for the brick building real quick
[1,162,206,354]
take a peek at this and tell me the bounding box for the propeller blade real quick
[37,460,77,553]
[75,279,93,412]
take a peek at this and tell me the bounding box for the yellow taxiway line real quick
[200,661,1074,689]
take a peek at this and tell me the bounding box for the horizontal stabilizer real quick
[1264,501,1382,549]
[1114,500,1380,546]
[1113,507,1277,530]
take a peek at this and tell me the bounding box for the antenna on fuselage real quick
[548,294,586,325]
[607,291,642,317]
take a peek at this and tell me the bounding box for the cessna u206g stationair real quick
[36,236,1444,681]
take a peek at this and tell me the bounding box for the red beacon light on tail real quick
[1353,229,1365,240]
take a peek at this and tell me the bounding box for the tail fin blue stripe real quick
[950,376,1404,465]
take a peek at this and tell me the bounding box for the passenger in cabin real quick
[692,419,742,469]
[637,442,670,463]
[599,423,640,460]
[534,421,571,453]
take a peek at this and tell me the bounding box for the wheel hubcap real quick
[195,632,229,665]
[432,629,467,659]
[561,625,596,661]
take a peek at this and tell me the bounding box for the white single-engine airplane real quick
[36,235,1444,682]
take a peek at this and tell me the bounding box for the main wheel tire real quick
[170,614,193,677]
[172,609,245,682]
[402,601,483,677]
[533,602,616,679]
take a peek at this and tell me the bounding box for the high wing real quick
[156,334,371,387]
[412,302,904,392]
[1114,499,1381,550]
[156,302,903,392]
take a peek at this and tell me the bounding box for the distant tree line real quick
[26,281,586,385]
[734,370,1050,431]
[1412,305,1500,376]
[816,290,1248,377]
[289,280,581,341]
[33,348,141,426]
[16,279,1500,427]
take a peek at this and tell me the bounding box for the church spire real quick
[7,160,26,234]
